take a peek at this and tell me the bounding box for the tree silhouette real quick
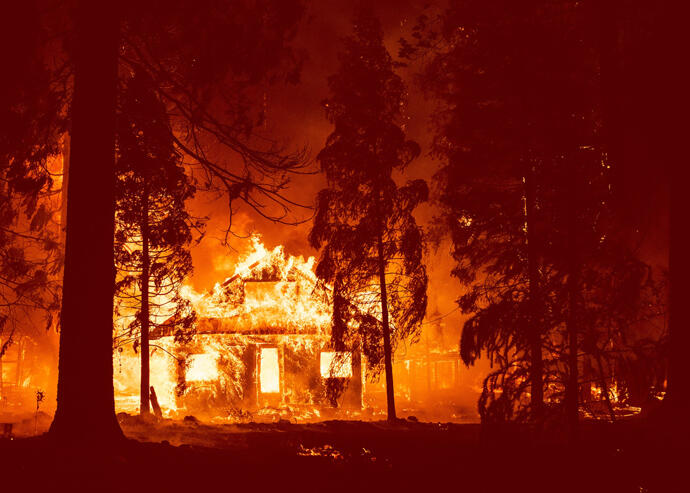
[310,10,428,422]
[405,0,596,423]
[48,0,308,441]
[406,0,665,427]
[113,72,201,416]
[50,0,122,441]
[1,1,64,359]
[119,0,310,228]
[609,0,687,423]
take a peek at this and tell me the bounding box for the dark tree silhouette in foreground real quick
[405,0,665,428]
[49,0,122,441]
[403,0,592,424]
[310,11,428,422]
[1,1,64,359]
[47,0,307,441]
[119,0,310,228]
[113,72,200,416]
[607,0,689,423]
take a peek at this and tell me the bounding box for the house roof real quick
[154,247,333,339]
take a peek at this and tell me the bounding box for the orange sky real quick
[186,0,443,293]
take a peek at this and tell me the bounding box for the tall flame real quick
[181,235,331,334]
[114,235,334,416]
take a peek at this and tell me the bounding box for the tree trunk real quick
[668,162,690,412]
[663,0,689,414]
[377,233,397,422]
[565,178,580,440]
[15,339,23,388]
[348,344,363,409]
[140,178,150,415]
[49,1,122,442]
[525,168,544,423]
[641,2,687,419]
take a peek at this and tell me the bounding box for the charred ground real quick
[1,415,687,493]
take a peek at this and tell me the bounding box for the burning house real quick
[114,238,363,420]
[0,339,31,411]
[112,236,477,422]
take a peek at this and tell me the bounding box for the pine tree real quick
[408,0,598,423]
[114,72,200,416]
[49,0,307,440]
[1,1,64,357]
[50,0,123,442]
[406,0,665,426]
[310,10,428,422]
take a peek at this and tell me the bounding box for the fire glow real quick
[186,354,219,383]
[113,236,346,418]
[180,236,331,333]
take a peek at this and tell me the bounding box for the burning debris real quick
[297,443,345,460]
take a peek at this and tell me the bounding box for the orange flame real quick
[114,235,335,417]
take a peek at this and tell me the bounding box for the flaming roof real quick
[175,236,333,336]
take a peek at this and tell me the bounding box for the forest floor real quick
[0,413,687,493]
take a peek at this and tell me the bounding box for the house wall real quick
[114,332,365,419]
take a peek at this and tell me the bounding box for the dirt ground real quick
[0,415,687,493]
